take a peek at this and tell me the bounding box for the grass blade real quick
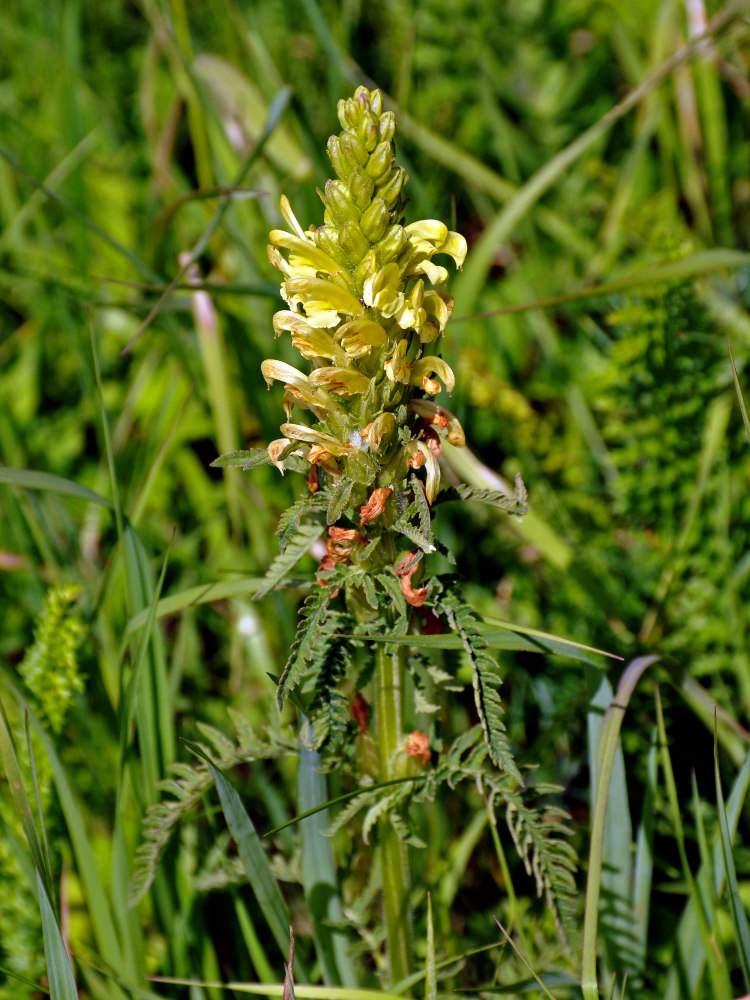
[297,736,356,987]
[125,576,293,634]
[0,466,113,508]
[656,686,732,999]
[37,869,78,1000]
[587,671,635,984]
[0,699,54,906]
[664,751,750,999]
[729,342,750,446]
[714,724,750,990]
[425,893,436,1000]
[183,740,300,974]
[581,656,658,1000]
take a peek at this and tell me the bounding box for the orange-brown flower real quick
[359,486,393,526]
[395,549,429,607]
[351,692,370,734]
[405,731,431,766]
[306,465,320,494]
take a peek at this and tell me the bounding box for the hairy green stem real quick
[375,641,412,986]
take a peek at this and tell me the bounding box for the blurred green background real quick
[2,0,750,997]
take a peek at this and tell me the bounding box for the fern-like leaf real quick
[129,725,289,906]
[327,475,355,525]
[393,483,435,553]
[277,585,332,710]
[210,448,271,470]
[277,495,329,549]
[499,784,578,943]
[440,590,521,784]
[306,612,357,753]
[253,523,322,600]
[436,476,528,516]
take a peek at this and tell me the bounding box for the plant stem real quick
[375,641,412,986]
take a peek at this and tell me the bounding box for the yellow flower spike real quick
[308,366,371,396]
[280,423,357,456]
[384,340,412,384]
[404,441,441,503]
[408,399,466,447]
[283,275,364,328]
[336,318,388,358]
[410,356,455,395]
[261,359,311,391]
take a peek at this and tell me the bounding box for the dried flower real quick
[404,731,431,766]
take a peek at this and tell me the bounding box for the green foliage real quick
[2,1,750,997]
[439,588,521,785]
[277,585,335,711]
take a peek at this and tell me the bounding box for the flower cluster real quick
[263,86,467,520]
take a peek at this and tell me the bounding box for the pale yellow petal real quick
[435,231,468,269]
[280,423,356,456]
[308,366,371,395]
[336,318,388,357]
[279,194,307,240]
[260,359,310,390]
[404,220,449,245]
[410,356,455,394]
[269,230,343,276]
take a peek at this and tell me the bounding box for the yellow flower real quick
[308,367,371,396]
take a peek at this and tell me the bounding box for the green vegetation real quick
[2,2,750,998]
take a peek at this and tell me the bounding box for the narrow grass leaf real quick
[581,656,658,1000]
[655,686,732,1000]
[183,740,295,969]
[453,250,750,323]
[631,731,658,981]
[0,698,54,906]
[149,979,403,1000]
[587,672,635,983]
[338,619,618,664]
[37,869,78,1000]
[664,751,750,999]
[0,466,112,508]
[0,675,126,976]
[125,576,291,634]
[425,893,436,1000]
[729,342,750,446]
[297,736,357,987]
[714,725,750,990]
[492,919,557,1000]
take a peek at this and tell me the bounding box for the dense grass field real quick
[2,1,750,998]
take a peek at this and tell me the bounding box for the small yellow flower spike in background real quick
[263,85,467,521]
